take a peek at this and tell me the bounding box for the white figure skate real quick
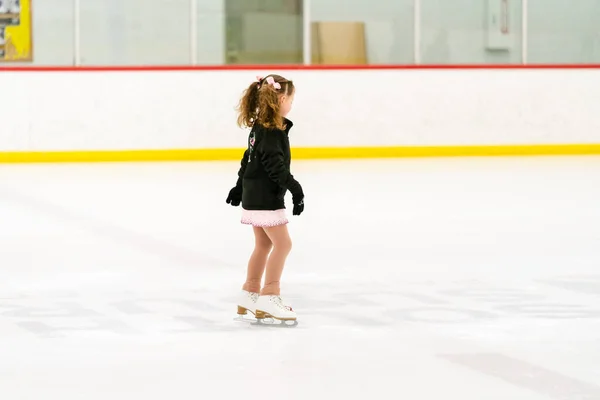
[255,295,298,327]
[235,290,259,317]
[234,293,298,327]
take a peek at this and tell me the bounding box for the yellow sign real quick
[0,0,32,62]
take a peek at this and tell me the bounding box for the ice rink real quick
[1,156,600,400]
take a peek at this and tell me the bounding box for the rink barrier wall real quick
[2,65,600,162]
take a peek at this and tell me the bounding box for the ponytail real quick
[236,74,295,131]
[236,81,261,129]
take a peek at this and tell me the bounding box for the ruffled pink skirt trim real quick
[241,208,288,227]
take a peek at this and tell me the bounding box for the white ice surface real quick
[1,157,600,400]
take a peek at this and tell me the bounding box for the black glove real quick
[226,185,242,207]
[292,194,304,216]
[290,179,304,216]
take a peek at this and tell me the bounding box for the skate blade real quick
[234,315,298,328]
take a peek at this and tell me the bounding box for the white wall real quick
[1,69,599,151]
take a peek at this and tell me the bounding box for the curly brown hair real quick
[236,74,295,131]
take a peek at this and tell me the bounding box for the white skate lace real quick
[274,296,293,311]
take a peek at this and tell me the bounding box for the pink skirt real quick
[241,208,288,227]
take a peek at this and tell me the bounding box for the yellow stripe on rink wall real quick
[1,144,600,163]
[292,144,600,158]
[0,149,244,163]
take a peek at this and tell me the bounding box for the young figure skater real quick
[226,74,304,323]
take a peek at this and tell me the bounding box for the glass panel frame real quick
[419,0,523,65]
[42,0,600,67]
[78,0,192,66]
[527,0,600,64]
[309,0,415,65]
[223,0,304,65]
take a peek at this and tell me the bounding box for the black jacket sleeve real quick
[259,135,303,197]
[235,148,249,188]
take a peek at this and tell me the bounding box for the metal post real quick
[414,0,421,64]
[303,0,311,65]
[74,0,81,66]
[190,0,198,65]
[522,0,528,64]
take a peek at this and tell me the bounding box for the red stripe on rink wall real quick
[1,64,600,72]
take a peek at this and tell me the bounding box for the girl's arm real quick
[259,136,302,197]
[234,148,250,188]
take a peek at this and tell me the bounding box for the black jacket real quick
[235,118,303,210]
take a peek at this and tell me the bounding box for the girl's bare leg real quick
[242,226,273,293]
[261,224,292,296]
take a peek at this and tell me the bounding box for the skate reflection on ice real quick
[233,315,299,328]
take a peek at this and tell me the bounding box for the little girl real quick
[226,74,304,323]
